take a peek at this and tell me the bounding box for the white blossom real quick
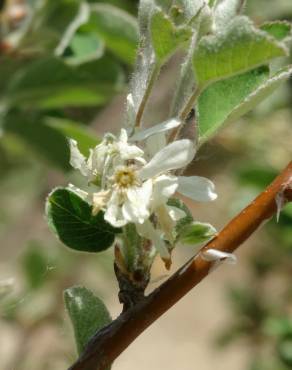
[68,122,218,260]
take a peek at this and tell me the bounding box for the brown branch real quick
[69,161,292,370]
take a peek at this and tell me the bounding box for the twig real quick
[69,161,292,370]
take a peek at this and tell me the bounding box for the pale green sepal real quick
[179,221,217,245]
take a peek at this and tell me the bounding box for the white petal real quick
[125,181,152,223]
[122,199,140,223]
[177,176,217,202]
[138,140,196,180]
[104,192,127,228]
[167,206,186,221]
[129,118,181,142]
[69,139,89,176]
[201,249,237,264]
[90,142,108,174]
[155,204,176,243]
[117,141,145,161]
[146,132,167,157]
[122,197,149,224]
[136,220,170,259]
[152,175,178,208]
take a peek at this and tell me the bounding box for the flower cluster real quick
[69,119,217,262]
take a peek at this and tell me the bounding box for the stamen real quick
[114,166,138,188]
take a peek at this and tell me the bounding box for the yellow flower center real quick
[114,166,138,188]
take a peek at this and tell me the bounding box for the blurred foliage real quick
[0,0,138,171]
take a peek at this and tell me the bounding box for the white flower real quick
[68,122,218,261]
[100,138,196,228]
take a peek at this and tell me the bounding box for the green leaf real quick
[150,8,192,63]
[46,188,121,253]
[6,56,124,109]
[260,21,292,41]
[66,32,104,65]
[193,16,288,88]
[178,221,217,245]
[22,243,48,290]
[197,65,292,142]
[83,4,138,65]
[3,111,71,171]
[64,286,112,355]
[197,66,269,141]
[223,66,292,126]
[45,117,100,157]
[19,0,89,55]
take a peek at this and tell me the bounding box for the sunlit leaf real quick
[197,64,292,142]
[193,16,287,88]
[197,66,269,141]
[150,8,192,63]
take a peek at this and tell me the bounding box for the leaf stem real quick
[135,64,160,128]
[68,161,292,370]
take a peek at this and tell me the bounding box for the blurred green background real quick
[0,1,291,369]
